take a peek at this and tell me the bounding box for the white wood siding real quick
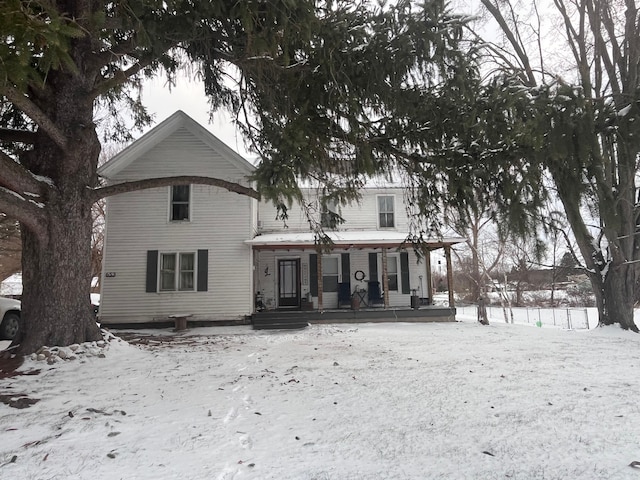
[258,188,409,233]
[100,128,255,323]
[110,127,251,184]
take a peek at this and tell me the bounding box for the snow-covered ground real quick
[2,317,640,479]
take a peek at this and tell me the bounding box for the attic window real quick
[171,185,190,221]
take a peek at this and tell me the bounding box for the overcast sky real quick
[139,76,255,161]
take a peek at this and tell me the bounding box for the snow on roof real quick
[245,230,464,249]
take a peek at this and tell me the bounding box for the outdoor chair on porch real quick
[367,281,384,306]
[338,282,351,309]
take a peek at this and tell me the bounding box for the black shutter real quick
[400,252,410,294]
[341,253,350,287]
[197,249,208,292]
[368,252,378,281]
[309,254,318,296]
[146,250,158,292]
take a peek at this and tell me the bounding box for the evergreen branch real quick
[91,56,157,98]
[0,186,47,240]
[0,86,68,150]
[0,151,46,196]
[91,176,259,202]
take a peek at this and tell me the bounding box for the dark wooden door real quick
[278,259,300,308]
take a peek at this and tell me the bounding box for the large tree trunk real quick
[17,199,103,354]
[600,262,637,331]
[10,41,104,354]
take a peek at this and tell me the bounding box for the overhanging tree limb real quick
[0,128,37,144]
[92,176,259,202]
[1,85,68,150]
[91,56,163,99]
[0,150,47,196]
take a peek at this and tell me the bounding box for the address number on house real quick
[105,272,116,278]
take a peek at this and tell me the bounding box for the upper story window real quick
[377,195,395,228]
[171,185,190,221]
[321,198,339,229]
[160,252,195,291]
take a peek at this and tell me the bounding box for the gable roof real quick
[98,110,255,178]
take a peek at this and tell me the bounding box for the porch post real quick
[424,247,432,304]
[316,250,323,311]
[382,247,389,308]
[444,244,455,307]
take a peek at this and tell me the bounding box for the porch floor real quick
[250,306,456,330]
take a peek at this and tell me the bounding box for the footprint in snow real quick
[216,466,239,480]
[223,407,238,424]
[239,434,253,449]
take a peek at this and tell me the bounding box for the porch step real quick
[251,312,309,330]
[252,322,309,330]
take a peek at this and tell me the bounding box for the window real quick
[171,185,190,221]
[386,256,398,291]
[321,198,339,229]
[322,256,339,292]
[378,195,395,228]
[160,252,195,291]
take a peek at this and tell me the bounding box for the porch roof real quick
[245,230,465,250]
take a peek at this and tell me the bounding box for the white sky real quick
[139,76,254,160]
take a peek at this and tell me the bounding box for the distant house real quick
[98,111,463,326]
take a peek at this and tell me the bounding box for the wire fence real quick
[456,304,592,330]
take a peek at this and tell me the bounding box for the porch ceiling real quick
[245,231,465,251]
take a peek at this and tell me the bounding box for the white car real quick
[0,296,21,340]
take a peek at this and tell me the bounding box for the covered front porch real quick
[246,231,463,328]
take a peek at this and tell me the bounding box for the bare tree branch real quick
[92,176,259,202]
[0,85,68,151]
[480,0,537,86]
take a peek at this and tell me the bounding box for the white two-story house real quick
[98,111,462,327]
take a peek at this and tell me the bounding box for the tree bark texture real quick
[601,262,637,331]
[10,29,104,353]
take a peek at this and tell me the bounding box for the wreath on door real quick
[354,270,366,281]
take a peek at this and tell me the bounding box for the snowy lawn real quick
[2,319,640,479]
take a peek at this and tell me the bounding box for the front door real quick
[278,259,300,308]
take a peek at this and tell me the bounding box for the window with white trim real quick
[322,256,339,293]
[321,198,339,228]
[378,195,395,228]
[171,185,190,221]
[160,252,195,291]
[386,255,398,291]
